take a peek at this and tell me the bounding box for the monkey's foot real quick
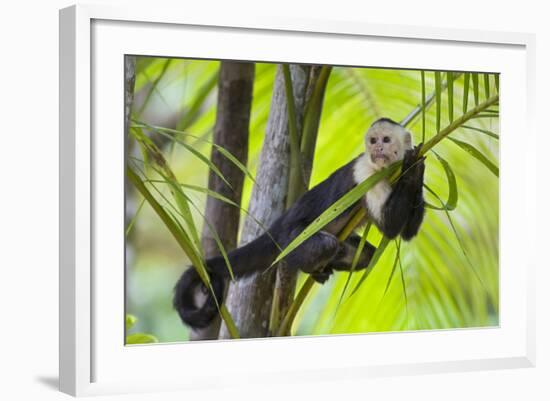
[310,266,334,284]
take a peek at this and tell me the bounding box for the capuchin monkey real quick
[174,118,426,329]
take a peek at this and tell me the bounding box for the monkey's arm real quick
[379,146,425,240]
[400,163,425,240]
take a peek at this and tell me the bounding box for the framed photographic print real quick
[59,3,536,397]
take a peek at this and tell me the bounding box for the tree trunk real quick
[191,61,255,340]
[269,66,329,334]
[124,56,137,271]
[219,64,310,339]
[124,56,136,131]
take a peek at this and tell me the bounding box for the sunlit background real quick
[126,58,499,343]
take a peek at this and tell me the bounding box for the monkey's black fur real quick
[174,129,425,330]
[381,146,426,240]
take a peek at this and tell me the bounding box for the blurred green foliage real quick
[126,57,499,342]
[125,314,158,344]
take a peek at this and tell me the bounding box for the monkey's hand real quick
[401,144,425,183]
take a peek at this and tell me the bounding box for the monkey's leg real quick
[284,230,340,272]
[284,231,341,283]
[309,234,377,284]
[328,233,376,271]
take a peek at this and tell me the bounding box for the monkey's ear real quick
[404,131,413,149]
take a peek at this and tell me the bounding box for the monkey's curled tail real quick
[172,233,277,329]
[173,267,225,329]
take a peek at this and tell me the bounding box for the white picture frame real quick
[59,3,536,397]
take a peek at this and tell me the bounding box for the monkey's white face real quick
[365,120,412,169]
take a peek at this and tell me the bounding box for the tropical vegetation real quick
[125,57,499,343]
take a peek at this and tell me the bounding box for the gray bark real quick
[124,56,136,130]
[124,56,137,271]
[191,62,255,340]
[270,66,327,333]
[219,64,310,339]
[301,66,326,185]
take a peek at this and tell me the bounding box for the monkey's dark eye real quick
[383,136,391,143]
[369,137,377,144]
